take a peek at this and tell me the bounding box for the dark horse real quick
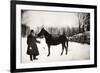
[37,28,68,56]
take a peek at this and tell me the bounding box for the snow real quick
[21,37,90,64]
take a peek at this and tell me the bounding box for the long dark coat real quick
[27,34,39,56]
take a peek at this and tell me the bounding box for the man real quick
[27,30,40,61]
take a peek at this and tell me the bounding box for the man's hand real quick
[36,40,40,43]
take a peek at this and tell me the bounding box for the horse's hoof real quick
[65,53,68,55]
[61,53,63,56]
[47,55,50,57]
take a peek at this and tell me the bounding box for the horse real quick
[37,28,68,56]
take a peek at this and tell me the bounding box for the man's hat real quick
[30,30,34,33]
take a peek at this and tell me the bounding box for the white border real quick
[16,4,95,69]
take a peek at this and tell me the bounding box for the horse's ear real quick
[41,25,44,29]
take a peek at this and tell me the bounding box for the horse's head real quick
[37,28,47,38]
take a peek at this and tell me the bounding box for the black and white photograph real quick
[21,10,90,63]
[11,1,97,72]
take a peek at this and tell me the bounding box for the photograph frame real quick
[10,0,97,72]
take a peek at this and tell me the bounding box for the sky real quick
[21,10,79,30]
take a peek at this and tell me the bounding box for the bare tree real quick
[21,24,30,37]
[78,13,90,33]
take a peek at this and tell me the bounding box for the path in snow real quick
[21,38,90,64]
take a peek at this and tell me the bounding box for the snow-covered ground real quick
[21,37,90,64]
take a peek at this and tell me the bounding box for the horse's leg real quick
[47,44,50,56]
[64,41,68,55]
[61,43,64,56]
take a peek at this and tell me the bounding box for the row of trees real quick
[41,27,79,37]
[21,24,79,37]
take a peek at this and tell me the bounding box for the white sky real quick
[22,10,79,29]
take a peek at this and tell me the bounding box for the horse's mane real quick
[43,29,52,37]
